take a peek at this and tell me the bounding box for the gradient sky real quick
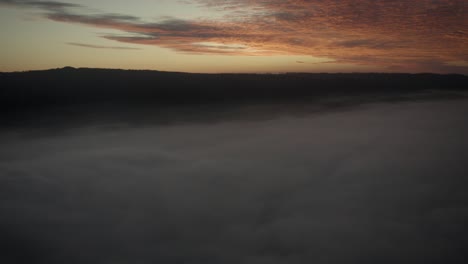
[0,0,467,73]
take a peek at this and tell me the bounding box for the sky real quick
[0,0,467,73]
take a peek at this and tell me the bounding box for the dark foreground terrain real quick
[1,69,468,264]
[1,67,467,127]
[1,68,466,107]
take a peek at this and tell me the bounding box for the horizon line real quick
[1,66,467,76]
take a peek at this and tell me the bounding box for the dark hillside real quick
[1,68,466,108]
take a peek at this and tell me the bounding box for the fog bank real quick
[1,98,468,263]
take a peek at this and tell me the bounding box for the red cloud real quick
[2,0,467,73]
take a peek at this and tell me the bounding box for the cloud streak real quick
[0,0,80,10]
[66,42,140,50]
[1,0,467,72]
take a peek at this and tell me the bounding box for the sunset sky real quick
[0,0,467,73]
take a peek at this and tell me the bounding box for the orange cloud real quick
[1,0,467,73]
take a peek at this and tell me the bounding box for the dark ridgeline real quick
[1,67,467,123]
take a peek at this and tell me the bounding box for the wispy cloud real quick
[0,0,80,10]
[66,42,140,50]
[1,0,467,72]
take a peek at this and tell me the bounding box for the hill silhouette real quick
[1,68,466,107]
[1,68,467,127]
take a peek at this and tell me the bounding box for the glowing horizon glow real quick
[0,0,467,74]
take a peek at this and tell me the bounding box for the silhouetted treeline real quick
[1,67,467,112]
